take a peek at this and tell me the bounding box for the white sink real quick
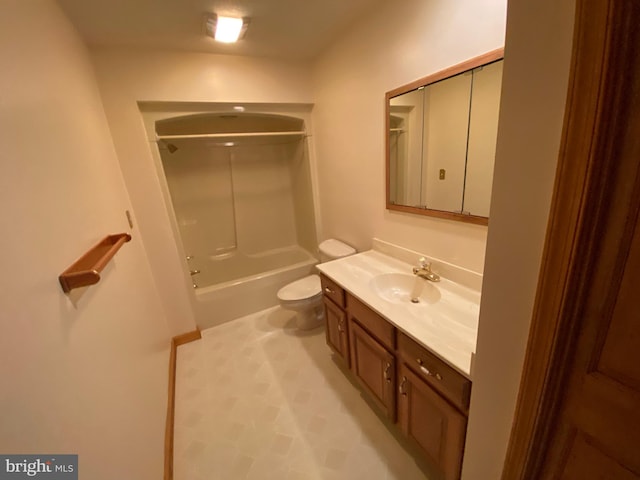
[371,273,441,305]
[317,249,480,377]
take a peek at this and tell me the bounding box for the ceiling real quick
[57,0,384,61]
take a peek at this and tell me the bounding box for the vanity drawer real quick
[398,332,471,412]
[347,293,396,351]
[320,274,345,308]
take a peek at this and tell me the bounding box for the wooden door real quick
[349,319,396,419]
[323,297,349,367]
[503,0,640,477]
[398,363,467,480]
[544,226,640,480]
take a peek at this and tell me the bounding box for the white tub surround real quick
[141,105,321,329]
[317,243,480,378]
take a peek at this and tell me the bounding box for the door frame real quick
[502,0,637,477]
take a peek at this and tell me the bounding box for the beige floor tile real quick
[174,306,432,480]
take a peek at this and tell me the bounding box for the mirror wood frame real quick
[385,48,504,226]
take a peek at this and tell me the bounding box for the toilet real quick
[277,239,356,330]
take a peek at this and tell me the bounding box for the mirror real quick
[386,49,504,225]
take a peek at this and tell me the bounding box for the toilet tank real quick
[318,239,356,262]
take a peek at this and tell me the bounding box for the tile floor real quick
[174,306,436,480]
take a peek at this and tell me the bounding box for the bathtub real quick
[191,245,318,329]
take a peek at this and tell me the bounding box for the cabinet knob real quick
[384,362,392,383]
[399,376,408,396]
[324,287,334,294]
[337,320,344,333]
[416,358,442,380]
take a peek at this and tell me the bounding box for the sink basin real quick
[371,273,441,305]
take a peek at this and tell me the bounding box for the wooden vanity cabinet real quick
[323,297,349,366]
[347,293,397,419]
[321,275,349,366]
[397,332,471,479]
[398,332,471,412]
[347,294,396,350]
[348,319,396,420]
[320,275,471,479]
[397,363,467,480]
[320,274,345,308]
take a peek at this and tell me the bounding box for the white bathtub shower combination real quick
[191,246,318,328]
[153,108,320,328]
[189,245,314,289]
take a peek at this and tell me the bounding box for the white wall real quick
[312,0,507,274]
[462,0,576,478]
[0,1,170,478]
[91,49,314,331]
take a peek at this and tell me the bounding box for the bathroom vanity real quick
[317,245,479,480]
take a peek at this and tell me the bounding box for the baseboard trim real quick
[164,328,201,480]
[173,329,202,346]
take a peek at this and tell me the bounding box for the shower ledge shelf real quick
[156,131,307,140]
[59,233,132,293]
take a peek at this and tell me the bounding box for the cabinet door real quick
[324,297,349,367]
[398,363,467,480]
[349,319,396,420]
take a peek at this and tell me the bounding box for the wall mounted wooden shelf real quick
[59,233,132,293]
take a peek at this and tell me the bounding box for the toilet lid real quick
[277,274,321,301]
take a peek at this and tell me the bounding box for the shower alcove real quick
[145,105,320,328]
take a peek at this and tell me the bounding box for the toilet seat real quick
[277,274,321,302]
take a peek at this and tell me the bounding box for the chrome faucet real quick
[412,257,440,282]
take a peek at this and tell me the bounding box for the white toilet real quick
[277,239,356,330]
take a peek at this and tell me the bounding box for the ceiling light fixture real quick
[204,14,249,43]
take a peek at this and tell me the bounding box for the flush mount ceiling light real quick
[204,14,249,43]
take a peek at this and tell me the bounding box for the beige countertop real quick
[317,249,480,378]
